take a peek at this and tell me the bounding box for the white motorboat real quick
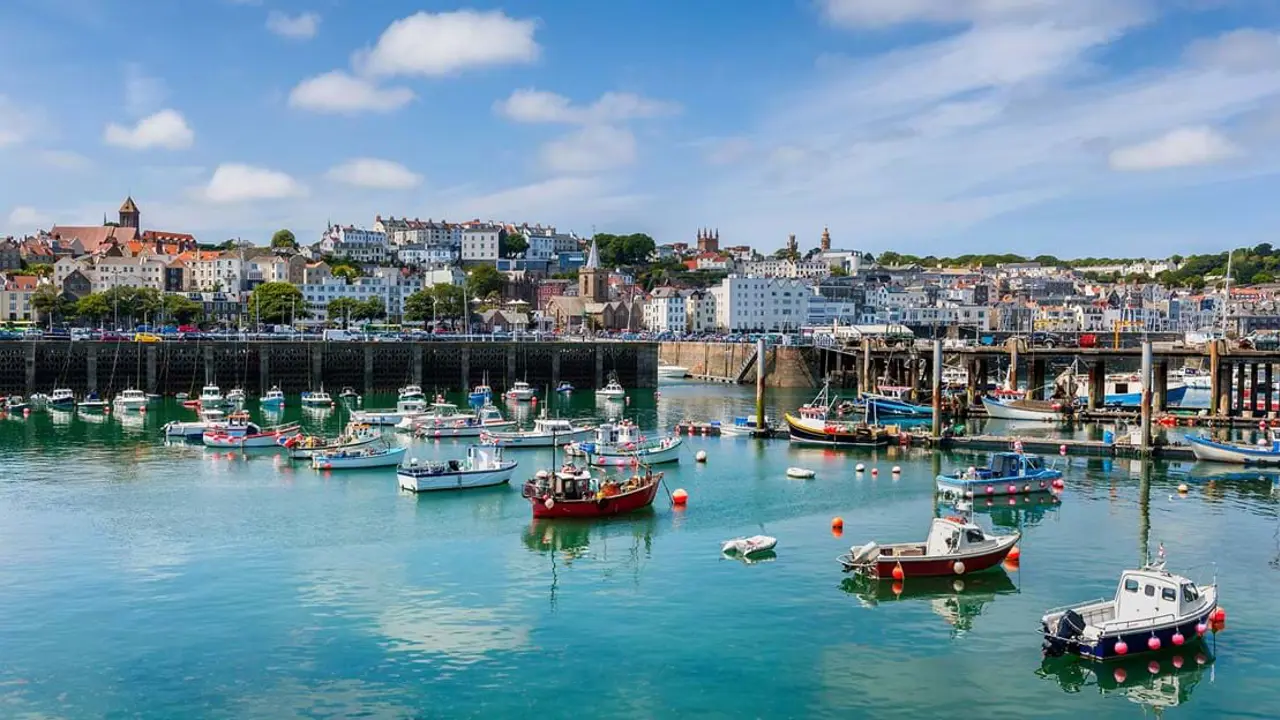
[1186,427,1280,464]
[1177,367,1212,389]
[980,395,1069,421]
[390,401,476,431]
[203,421,301,448]
[261,386,286,408]
[1075,374,1189,407]
[786,467,815,479]
[354,397,432,426]
[300,388,333,407]
[506,380,536,401]
[163,409,227,439]
[113,388,149,411]
[481,416,594,448]
[397,446,518,492]
[1041,560,1218,661]
[720,415,774,436]
[721,535,778,557]
[398,384,425,401]
[48,388,75,410]
[570,422,683,467]
[225,387,246,403]
[657,365,690,379]
[198,385,225,408]
[596,374,626,400]
[312,445,407,470]
[282,422,383,460]
[408,403,515,438]
[27,393,49,410]
[4,395,31,414]
[78,391,108,413]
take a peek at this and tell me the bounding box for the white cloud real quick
[1109,126,1241,171]
[103,109,194,150]
[267,11,320,40]
[38,150,93,171]
[356,9,539,77]
[0,95,33,147]
[1186,29,1280,73]
[123,64,166,117]
[495,89,679,124]
[540,125,636,175]
[819,0,1143,29]
[202,163,306,203]
[288,70,414,114]
[326,158,422,189]
[6,206,52,230]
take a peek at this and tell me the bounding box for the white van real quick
[323,329,357,342]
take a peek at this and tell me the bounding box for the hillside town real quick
[0,195,1273,340]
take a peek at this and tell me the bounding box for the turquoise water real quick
[1,382,1277,718]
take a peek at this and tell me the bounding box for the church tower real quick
[119,196,140,229]
[820,226,831,252]
[579,237,608,303]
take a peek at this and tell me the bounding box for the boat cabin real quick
[1110,566,1207,626]
[533,418,579,434]
[477,405,505,424]
[593,422,641,446]
[396,398,428,413]
[970,452,1046,479]
[924,517,998,557]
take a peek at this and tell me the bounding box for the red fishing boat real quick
[839,516,1020,579]
[521,463,663,519]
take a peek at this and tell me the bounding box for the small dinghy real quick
[786,467,816,479]
[721,535,778,557]
[1041,558,1219,661]
[1186,427,1280,465]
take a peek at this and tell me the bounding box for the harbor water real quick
[1,382,1277,718]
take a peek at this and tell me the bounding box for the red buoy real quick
[1212,607,1226,623]
[985,485,994,495]
[1172,631,1185,646]
[1196,622,1208,636]
[672,488,688,505]
[1148,636,1161,651]
[1114,640,1128,656]
[891,581,903,596]
[1007,484,1017,494]
[831,517,843,530]
[891,564,904,581]
[1148,661,1160,675]
[1052,478,1065,489]
[1007,546,1021,561]
[1173,655,1184,669]
[1113,668,1126,683]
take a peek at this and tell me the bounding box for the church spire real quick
[585,237,601,269]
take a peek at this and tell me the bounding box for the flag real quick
[1158,543,1166,560]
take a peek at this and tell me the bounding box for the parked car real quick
[1028,331,1074,348]
[134,332,162,343]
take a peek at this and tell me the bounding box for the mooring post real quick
[966,358,979,407]
[1006,338,1019,391]
[861,338,871,395]
[1088,360,1104,411]
[931,340,943,439]
[1140,340,1153,454]
[259,346,270,396]
[1209,340,1221,416]
[1154,360,1168,412]
[146,345,157,394]
[25,342,36,395]
[87,343,98,392]
[756,338,766,434]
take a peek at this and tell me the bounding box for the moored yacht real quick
[113,388,149,411]
[480,415,594,448]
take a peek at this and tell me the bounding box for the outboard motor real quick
[1043,610,1085,657]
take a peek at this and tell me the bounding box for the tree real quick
[327,297,362,326]
[31,285,61,324]
[271,229,297,249]
[501,231,528,258]
[830,266,849,277]
[356,297,385,321]
[248,281,306,324]
[1252,271,1275,284]
[467,265,505,299]
[332,265,360,281]
[160,293,203,323]
[74,293,110,323]
[405,284,465,322]
[594,233,656,267]
[26,263,53,279]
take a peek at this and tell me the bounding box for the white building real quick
[806,295,861,326]
[186,251,245,292]
[898,305,991,331]
[387,219,461,249]
[91,255,170,292]
[1,276,37,322]
[319,225,388,264]
[461,224,501,263]
[710,276,811,332]
[301,268,423,323]
[684,289,716,332]
[643,287,686,332]
[527,233,556,262]
[396,244,457,267]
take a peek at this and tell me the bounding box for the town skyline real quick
[4,2,1280,255]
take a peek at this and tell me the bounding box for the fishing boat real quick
[198,385,225,408]
[521,464,663,518]
[469,381,493,406]
[49,388,75,410]
[409,403,515,438]
[27,393,49,410]
[398,384,426,401]
[397,446,518,492]
[4,395,31,413]
[785,382,893,447]
[300,388,333,407]
[862,386,932,418]
[555,381,575,393]
[225,387,246,403]
[354,397,427,426]
[657,364,690,379]
[1176,366,1212,389]
[839,516,1021,578]
[481,416,594,448]
[1075,373,1189,407]
[78,391,108,413]
[596,373,626,400]
[720,415,774,436]
[113,388,149,411]
[339,386,361,401]
[1041,559,1218,661]
[506,380,537,401]
[280,422,382,459]
[980,395,1073,421]
[1186,428,1280,464]
[311,445,407,470]
[570,422,683,467]
[391,400,476,431]
[261,386,286,408]
[163,409,227,439]
[203,421,301,448]
[936,451,1063,498]
[175,391,189,401]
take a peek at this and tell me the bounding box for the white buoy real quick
[855,463,866,472]
[891,465,901,474]
[695,450,708,462]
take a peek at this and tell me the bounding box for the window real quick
[1161,587,1177,602]
[1144,584,1156,597]
[1182,584,1199,603]
[1124,579,1139,593]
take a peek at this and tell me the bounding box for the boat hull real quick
[785,414,891,447]
[398,463,517,492]
[203,424,300,448]
[413,420,516,438]
[311,447,407,470]
[936,469,1062,498]
[864,394,931,418]
[1186,435,1280,464]
[1044,605,1218,662]
[586,438,682,467]
[528,481,660,519]
[484,427,593,448]
[285,434,380,460]
[980,396,1060,421]
[851,533,1020,578]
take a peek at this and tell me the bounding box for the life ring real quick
[544,498,555,509]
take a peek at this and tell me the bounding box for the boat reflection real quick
[522,515,658,609]
[839,572,1017,633]
[1037,650,1215,711]
[938,493,1061,531]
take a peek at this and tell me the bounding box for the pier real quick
[0,340,658,397]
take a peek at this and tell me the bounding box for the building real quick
[543,238,643,331]
[710,276,811,332]
[461,223,501,263]
[1,275,38,322]
[0,239,22,270]
[243,249,306,288]
[684,289,716,333]
[696,228,720,254]
[300,268,424,323]
[319,225,388,264]
[643,286,687,332]
[819,226,831,252]
[61,269,92,299]
[527,233,556,262]
[91,255,170,292]
[186,251,244,292]
[118,196,140,229]
[395,243,457,267]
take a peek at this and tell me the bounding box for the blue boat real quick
[1186,430,1280,464]
[937,452,1063,498]
[1076,374,1189,407]
[469,384,493,407]
[862,386,932,419]
[556,382,575,393]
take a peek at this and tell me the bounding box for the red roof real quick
[7,275,38,291]
[49,225,139,253]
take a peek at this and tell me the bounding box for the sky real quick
[3,0,1280,257]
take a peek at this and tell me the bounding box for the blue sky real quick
[3,0,1280,257]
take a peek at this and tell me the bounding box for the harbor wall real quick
[657,342,818,387]
[0,341,658,396]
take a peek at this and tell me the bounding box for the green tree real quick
[467,265,505,299]
[31,285,62,324]
[501,231,528,258]
[26,263,54,279]
[74,293,110,323]
[327,297,362,325]
[830,265,849,277]
[160,293,203,323]
[248,281,306,324]
[1252,271,1275,284]
[271,229,298,249]
[332,265,360,281]
[405,284,466,322]
[594,233,656,267]
[356,297,386,321]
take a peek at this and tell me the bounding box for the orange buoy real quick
[831,526,843,538]
[831,516,844,530]
[1212,607,1226,623]
[891,563,904,580]
[891,580,903,596]
[1007,545,1021,561]
[672,488,688,505]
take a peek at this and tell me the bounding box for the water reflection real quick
[1038,650,1215,712]
[840,572,1017,634]
[521,516,657,610]
[939,494,1061,531]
